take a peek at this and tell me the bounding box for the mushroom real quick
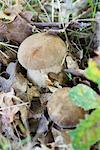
[17,32,67,87]
[47,88,85,128]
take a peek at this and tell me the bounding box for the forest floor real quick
[0,0,100,150]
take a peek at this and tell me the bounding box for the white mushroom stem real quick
[27,65,62,87]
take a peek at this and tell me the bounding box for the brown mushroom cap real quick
[17,32,67,70]
[47,88,85,128]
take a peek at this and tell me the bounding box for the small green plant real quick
[68,59,100,150]
[66,73,73,81]
[88,0,98,18]
[69,109,100,150]
[84,59,100,84]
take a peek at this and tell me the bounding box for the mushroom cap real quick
[47,88,85,128]
[17,32,67,70]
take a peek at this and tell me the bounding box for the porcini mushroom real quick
[47,88,85,128]
[17,32,67,87]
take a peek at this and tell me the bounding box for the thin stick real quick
[0,102,29,111]
[37,0,51,22]
[51,0,55,22]
[0,49,9,59]
[31,22,62,28]
[76,18,96,22]
[0,42,18,48]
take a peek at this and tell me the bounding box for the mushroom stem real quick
[27,65,62,87]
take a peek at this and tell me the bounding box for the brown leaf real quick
[30,97,43,115]
[52,128,71,147]
[0,88,19,123]
[20,105,28,123]
[0,11,33,43]
[0,62,29,102]
[66,55,78,69]
[48,71,68,86]
[27,86,40,101]
[0,20,7,34]
[6,15,32,43]
[40,93,51,105]
[20,11,33,22]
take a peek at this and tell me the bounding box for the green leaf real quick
[69,109,100,150]
[84,59,100,84]
[68,84,100,110]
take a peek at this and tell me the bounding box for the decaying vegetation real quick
[0,0,100,150]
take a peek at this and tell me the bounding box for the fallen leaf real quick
[52,128,71,146]
[30,97,43,115]
[0,88,20,123]
[40,93,51,105]
[69,109,100,150]
[0,11,33,43]
[12,72,28,94]
[0,4,22,23]
[0,62,28,94]
[27,86,40,101]
[0,20,7,35]
[6,14,33,43]
[66,56,79,69]
[68,84,100,110]
[0,76,13,92]
[20,105,28,123]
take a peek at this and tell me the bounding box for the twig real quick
[76,18,96,22]
[95,12,100,55]
[0,42,18,48]
[37,0,51,22]
[0,49,9,59]
[51,0,55,22]
[64,69,100,95]
[31,8,93,29]
[73,0,88,17]
[0,102,29,111]
[31,22,62,28]
[64,68,84,77]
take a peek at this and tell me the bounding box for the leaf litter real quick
[0,0,100,150]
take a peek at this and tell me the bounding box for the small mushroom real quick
[17,32,67,87]
[47,88,85,128]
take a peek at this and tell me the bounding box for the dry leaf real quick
[0,88,20,123]
[30,97,43,116]
[66,56,78,69]
[0,76,13,92]
[0,62,28,93]
[0,88,29,140]
[51,128,71,149]
[20,105,28,123]
[27,86,40,101]
[40,93,51,104]
[12,72,28,94]
[20,11,33,22]
[0,10,16,23]
[0,20,7,34]
[0,11,33,43]
[6,14,32,43]
[0,4,22,23]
